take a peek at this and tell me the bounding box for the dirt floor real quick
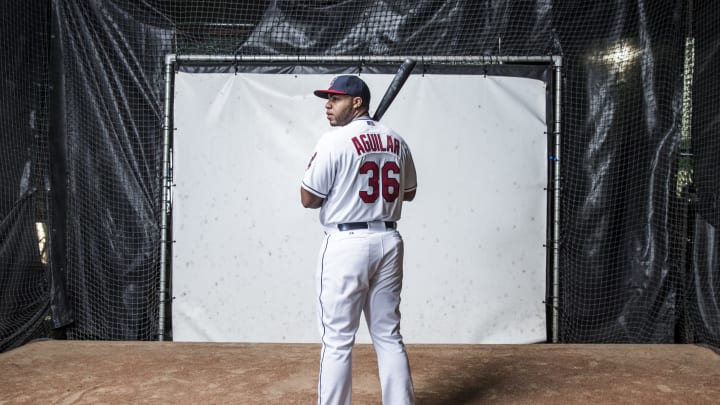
[1,341,719,404]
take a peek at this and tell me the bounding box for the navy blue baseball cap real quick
[314,75,371,106]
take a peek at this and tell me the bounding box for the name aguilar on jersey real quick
[351,133,401,156]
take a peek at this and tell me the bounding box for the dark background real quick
[1,1,718,352]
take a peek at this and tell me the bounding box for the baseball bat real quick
[371,58,416,121]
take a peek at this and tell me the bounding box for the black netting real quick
[0,1,54,352]
[1,0,718,350]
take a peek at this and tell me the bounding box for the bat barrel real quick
[372,59,416,121]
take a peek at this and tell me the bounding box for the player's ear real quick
[353,96,364,110]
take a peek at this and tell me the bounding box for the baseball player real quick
[300,75,417,405]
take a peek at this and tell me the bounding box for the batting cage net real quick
[1,1,719,351]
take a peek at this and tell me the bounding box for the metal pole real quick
[551,56,563,343]
[158,54,176,341]
[172,54,556,65]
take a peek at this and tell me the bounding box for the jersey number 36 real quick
[358,161,400,203]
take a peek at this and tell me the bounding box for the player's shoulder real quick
[377,123,408,144]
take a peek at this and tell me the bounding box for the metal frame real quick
[158,54,563,342]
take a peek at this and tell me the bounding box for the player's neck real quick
[352,114,371,121]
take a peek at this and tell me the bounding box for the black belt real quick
[337,222,396,231]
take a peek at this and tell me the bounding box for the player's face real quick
[325,94,359,127]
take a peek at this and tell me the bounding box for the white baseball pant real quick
[315,227,414,405]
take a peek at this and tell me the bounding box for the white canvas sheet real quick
[172,71,547,343]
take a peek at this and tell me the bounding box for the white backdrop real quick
[171,71,548,343]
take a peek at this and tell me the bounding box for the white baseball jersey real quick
[302,117,417,226]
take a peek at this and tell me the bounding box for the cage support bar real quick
[159,53,562,342]
[171,54,557,65]
[158,54,176,341]
[551,56,562,343]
